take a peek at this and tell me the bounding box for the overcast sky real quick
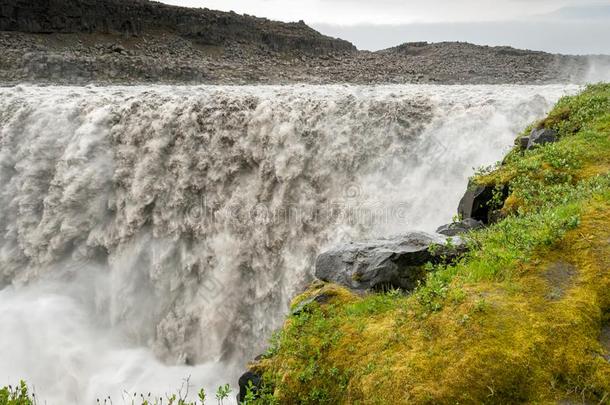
[159,0,610,54]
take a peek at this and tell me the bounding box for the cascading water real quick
[0,84,578,403]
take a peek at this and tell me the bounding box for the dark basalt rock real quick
[527,128,558,149]
[314,232,466,292]
[237,370,263,403]
[0,0,355,54]
[458,185,493,223]
[458,184,508,224]
[436,218,485,236]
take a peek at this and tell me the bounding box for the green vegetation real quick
[0,382,228,405]
[0,382,35,405]
[250,84,610,404]
[215,384,231,405]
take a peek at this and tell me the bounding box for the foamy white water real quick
[0,84,578,403]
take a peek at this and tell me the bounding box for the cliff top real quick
[0,0,608,84]
[0,0,355,53]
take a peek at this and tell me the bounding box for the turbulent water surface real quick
[0,84,578,403]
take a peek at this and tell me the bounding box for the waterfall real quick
[0,84,577,403]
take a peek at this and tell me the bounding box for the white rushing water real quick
[0,84,578,403]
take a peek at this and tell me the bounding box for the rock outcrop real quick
[458,184,508,224]
[1,1,609,84]
[526,128,559,150]
[314,232,466,292]
[0,0,354,54]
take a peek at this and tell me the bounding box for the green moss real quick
[254,84,610,404]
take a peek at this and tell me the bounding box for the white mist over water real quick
[0,84,578,403]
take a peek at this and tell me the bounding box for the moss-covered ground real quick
[250,84,610,404]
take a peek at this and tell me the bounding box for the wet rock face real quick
[0,0,355,53]
[314,232,467,292]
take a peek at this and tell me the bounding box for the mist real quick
[0,273,228,403]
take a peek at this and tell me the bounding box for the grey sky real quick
[159,0,610,54]
[159,0,607,24]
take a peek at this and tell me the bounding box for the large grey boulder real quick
[527,128,558,149]
[436,218,484,236]
[314,232,466,292]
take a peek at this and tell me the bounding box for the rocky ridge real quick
[0,0,354,53]
[1,0,609,84]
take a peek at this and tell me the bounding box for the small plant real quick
[240,381,257,404]
[215,384,231,405]
[445,237,454,249]
[428,243,440,256]
[473,298,489,313]
[488,184,507,210]
[385,288,402,298]
[197,388,206,404]
[0,381,36,405]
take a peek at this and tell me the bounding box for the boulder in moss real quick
[314,232,466,292]
[436,218,485,236]
[527,128,558,149]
